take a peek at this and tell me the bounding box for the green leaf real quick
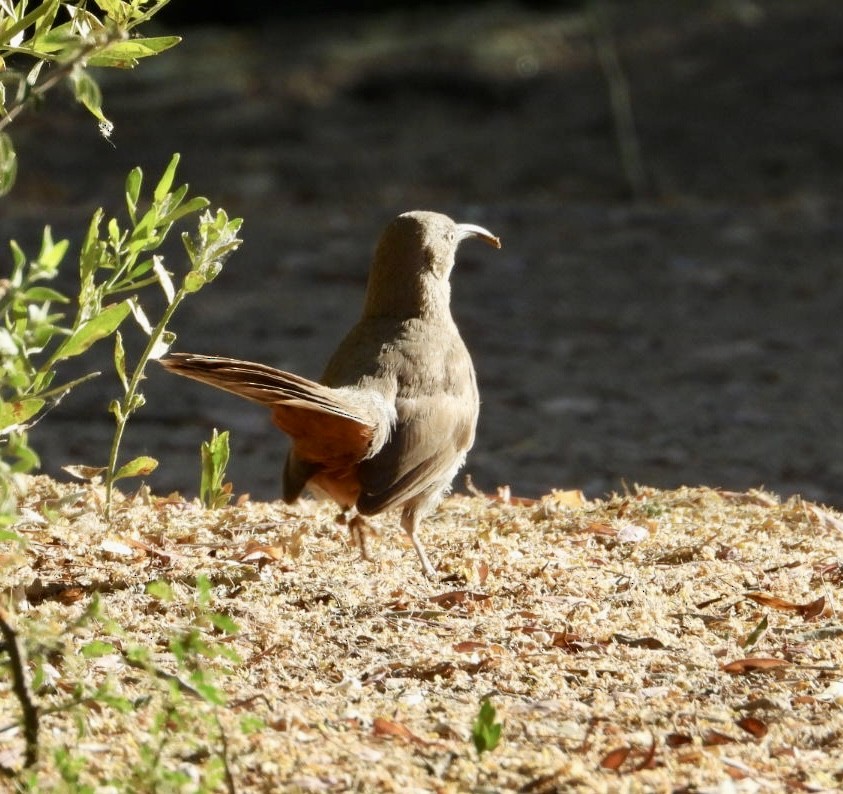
[189,671,226,706]
[22,287,70,303]
[154,153,180,202]
[0,0,59,47]
[743,613,768,650]
[113,455,158,482]
[152,256,175,303]
[208,612,239,635]
[71,69,108,124]
[113,331,128,391]
[108,398,124,423]
[0,132,18,197]
[0,398,46,432]
[146,580,174,602]
[87,36,181,68]
[0,528,26,545]
[80,209,105,283]
[162,195,209,225]
[53,301,131,360]
[37,228,70,271]
[182,270,207,293]
[81,640,116,658]
[471,699,502,756]
[125,166,142,222]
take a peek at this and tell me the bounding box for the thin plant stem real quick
[104,286,187,518]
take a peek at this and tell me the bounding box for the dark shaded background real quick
[4,0,842,505]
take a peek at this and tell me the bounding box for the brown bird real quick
[160,210,500,577]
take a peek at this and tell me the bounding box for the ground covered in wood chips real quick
[2,475,842,792]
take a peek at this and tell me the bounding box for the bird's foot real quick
[339,510,372,562]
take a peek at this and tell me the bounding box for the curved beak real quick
[456,223,501,249]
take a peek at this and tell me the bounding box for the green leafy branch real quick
[0,154,242,520]
[0,0,179,195]
[104,159,242,515]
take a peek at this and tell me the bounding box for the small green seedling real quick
[200,428,233,509]
[472,698,502,756]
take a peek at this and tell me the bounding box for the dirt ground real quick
[3,475,843,790]
[3,0,842,508]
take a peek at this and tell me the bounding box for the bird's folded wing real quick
[356,393,476,515]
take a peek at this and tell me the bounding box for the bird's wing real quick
[355,390,477,515]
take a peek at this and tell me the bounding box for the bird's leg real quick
[340,507,372,562]
[400,508,437,579]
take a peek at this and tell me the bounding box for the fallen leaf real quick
[99,538,137,558]
[611,634,666,650]
[476,560,489,585]
[63,464,106,481]
[703,730,735,746]
[745,592,826,620]
[453,641,487,653]
[744,592,801,611]
[600,746,630,770]
[583,522,617,537]
[372,717,425,744]
[239,539,287,563]
[736,716,768,739]
[665,732,693,748]
[548,489,587,508]
[428,590,491,609]
[799,595,826,621]
[721,657,790,674]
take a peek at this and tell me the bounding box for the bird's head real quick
[364,210,500,319]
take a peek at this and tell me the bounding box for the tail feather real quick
[159,353,367,423]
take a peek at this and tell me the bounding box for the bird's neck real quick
[362,274,451,321]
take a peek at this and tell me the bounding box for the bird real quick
[160,210,500,577]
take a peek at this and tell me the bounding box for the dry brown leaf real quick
[452,641,487,653]
[583,522,617,537]
[476,560,490,585]
[611,634,667,650]
[63,464,106,481]
[600,746,631,770]
[702,730,735,746]
[745,592,826,621]
[56,587,86,605]
[665,732,693,748]
[721,657,790,674]
[372,717,424,744]
[736,716,768,739]
[124,537,180,563]
[744,592,802,611]
[552,488,587,507]
[428,590,491,609]
[239,539,287,563]
[798,595,827,621]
